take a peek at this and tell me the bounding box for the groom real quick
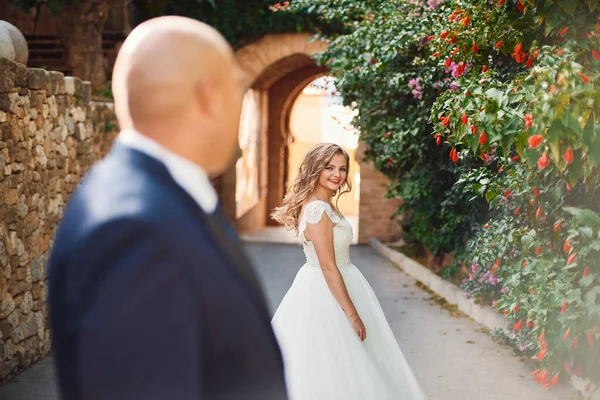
[48,16,287,400]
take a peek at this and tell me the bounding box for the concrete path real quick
[0,243,580,400]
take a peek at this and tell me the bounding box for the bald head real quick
[112,16,243,175]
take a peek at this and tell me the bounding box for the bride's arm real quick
[307,216,366,341]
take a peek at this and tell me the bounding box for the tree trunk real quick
[56,0,120,90]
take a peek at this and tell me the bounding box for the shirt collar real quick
[118,129,218,214]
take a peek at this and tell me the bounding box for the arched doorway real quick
[222,33,402,244]
[286,77,361,243]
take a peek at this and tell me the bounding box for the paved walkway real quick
[0,243,579,400]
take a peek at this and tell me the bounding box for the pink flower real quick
[501,288,508,293]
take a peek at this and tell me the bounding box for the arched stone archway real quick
[220,33,402,243]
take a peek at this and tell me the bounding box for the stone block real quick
[27,68,49,90]
[64,76,83,97]
[0,57,17,93]
[48,71,65,96]
[14,63,27,87]
[30,256,45,283]
[81,81,91,104]
[0,294,15,319]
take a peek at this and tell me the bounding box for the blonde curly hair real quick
[271,143,352,232]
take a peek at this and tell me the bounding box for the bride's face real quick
[316,154,347,193]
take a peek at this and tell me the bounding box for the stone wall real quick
[0,57,118,380]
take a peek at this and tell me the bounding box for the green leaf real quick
[563,207,600,227]
[516,131,528,157]
[567,288,582,302]
[585,287,600,308]
[521,235,534,249]
[587,0,599,11]
[486,190,499,202]
[580,274,596,287]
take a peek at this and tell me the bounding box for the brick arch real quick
[235,33,328,90]
[222,33,401,243]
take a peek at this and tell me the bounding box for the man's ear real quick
[194,81,218,117]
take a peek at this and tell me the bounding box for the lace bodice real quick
[298,201,353,268]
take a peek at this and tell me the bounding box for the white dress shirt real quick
[118,129,218,214]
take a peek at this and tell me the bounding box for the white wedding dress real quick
[272,200,427,400]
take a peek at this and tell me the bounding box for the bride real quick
[271,143,427,400]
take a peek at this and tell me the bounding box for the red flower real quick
[427,35,434,41]
[593,50,600,60]
[514,207,520,215]
[580,73,591,84]
[561,299,567,314]
[511,155,520,162]
[532,49,539,57]
[567,253,576,265]
[536,207,542,219]
[462,16,470,26]
[535,247,542,255]
[482,65,488,73]
[514,43,523,56]
[444,57,452,68]
[526,57,533,68]
[517,1,524,12]
[450,148,459,163]
[559,27,569,37]
[441,30,450,39]
[470,125,478,135]
[524,114,533,130]
[461,113,468,125]
[371,58,378,65]
[548,241,554,249]
[513,319,523,330]
[583,266,590,276]
[537,152,550,170]
[432,52,440,58]
[495,40,503,49]
[472,41,479,53]
[479,131,487,145]
[484,224,489,229]
[563,147,573,164]
[564,240,571,252]
[563,327,571,341]
[436,136,442,146]
[523,261,527,268]
[567,182,572,191]
[550,373,559,386]
[452,47,459,56]
[534,187,540,197]
[528,134,543,148]
[535,349,546,361]
[554,221,561,231]
[442,116,451,127]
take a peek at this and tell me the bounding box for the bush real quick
[295,0,600,391]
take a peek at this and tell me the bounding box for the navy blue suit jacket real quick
[48,143,287,400]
